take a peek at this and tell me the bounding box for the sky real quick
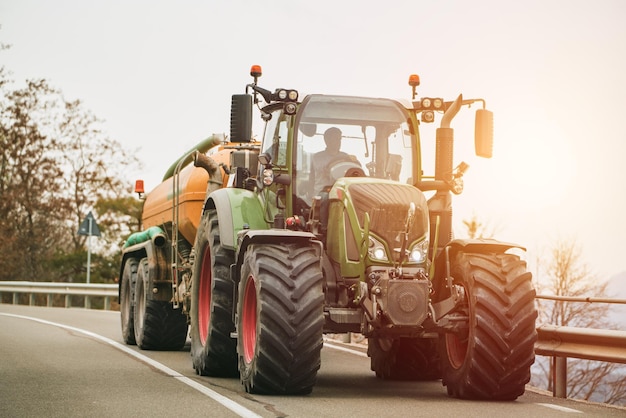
[2,0,626,285]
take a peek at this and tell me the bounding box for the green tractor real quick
[119,65,537,400]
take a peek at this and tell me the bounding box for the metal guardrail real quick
[535,324,626,398]
[0,281,118,310]
[1,282,625,400]
[534,293,626,398]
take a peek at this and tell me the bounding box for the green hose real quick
[162,135,224,181]
[124,226,166,249]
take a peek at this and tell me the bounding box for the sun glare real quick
[493,121,576,210]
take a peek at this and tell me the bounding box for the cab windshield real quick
[294,95,413,204]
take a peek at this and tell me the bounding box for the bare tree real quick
[0,78,67,280]
[0,43,141,282]
[532,237,626,406]
[461,213,499,239]
[54,98,141,253]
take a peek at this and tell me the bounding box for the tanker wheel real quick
[368,336,441,381]
[133,257,188,350]
[190,209,237,376]
[237,243,324,395]
[439,251,537,400]
[120,257,139,345]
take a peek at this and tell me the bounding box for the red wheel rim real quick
[198,245,212,345]
[242,276,257,364]
[445,333,468,369]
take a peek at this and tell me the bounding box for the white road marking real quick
[0,312,261,418]
[4,313,597,415]
[536,403,583,413]
[323,339,368,357]
[324,337,589,414]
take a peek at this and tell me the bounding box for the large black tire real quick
[237,243,324,395]
[439,252,537,400]
[368,336,441,381]
[120,258,138,345]
[134,257,188,350]
[189,209,238,376]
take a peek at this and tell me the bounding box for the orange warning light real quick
[134,179,145,194]
[250,65,263,78]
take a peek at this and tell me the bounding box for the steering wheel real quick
[327,156,365,182]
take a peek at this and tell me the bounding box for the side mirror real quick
[230,94,253,142]
[474,109,493,158]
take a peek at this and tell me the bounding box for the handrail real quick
[534,293,626,399]
[0,281,117,310]
[535,325,626,364]
[536,294,626,304]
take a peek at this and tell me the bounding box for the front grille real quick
[347,182,428,246]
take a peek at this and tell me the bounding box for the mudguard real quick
[431,237,526,319]
[444,238,525,254]
[118,238,168,300]
[205,187,269,250]
[434,238,525,278]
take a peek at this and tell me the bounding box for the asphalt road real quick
[1,304,625,418]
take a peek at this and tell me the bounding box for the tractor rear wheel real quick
[439,252,537,400]
[190,209,237,376]
[368,336,441,381]
[134,257,188,350]
[120,257,138,345]
[237,243,324,395]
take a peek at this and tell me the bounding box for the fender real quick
[205,187,269,250]
[443,237,525,255]
[118,238,168,300]
[232,229,323,284]
[430,238,525,322]
[433,237,525,280]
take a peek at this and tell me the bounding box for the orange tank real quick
[142,164,209,245]
[140,141,259,245]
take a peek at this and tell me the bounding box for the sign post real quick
[78,211,101,283]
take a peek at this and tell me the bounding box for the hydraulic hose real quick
[123,226,166,249]
[162,135,224,181]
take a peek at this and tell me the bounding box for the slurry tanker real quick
[119,65,537,399]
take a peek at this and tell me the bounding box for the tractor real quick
[119,65,537,400]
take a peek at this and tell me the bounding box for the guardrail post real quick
[47,294,53,307]
[553,356,567,398]
[65,294,71,308]
[29,293,35,306]
[104,296,110,310]
[85,296,91,309]
[13,292,18,305]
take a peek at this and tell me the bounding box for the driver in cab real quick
[310,127,349,195]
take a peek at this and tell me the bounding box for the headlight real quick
[368,236,388,261]
[409,239,429,263]
[284,102,297,115]
[422,110,435,123]
[262,168,274,186]
[287,90,298,101]
[450,177,464,194]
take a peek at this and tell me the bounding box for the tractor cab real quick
[245,86,420,229]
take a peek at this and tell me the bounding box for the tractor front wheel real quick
[237,243,324,395]
[439,252,537,400]
[368,336,440,381]
[189,209,237,376]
